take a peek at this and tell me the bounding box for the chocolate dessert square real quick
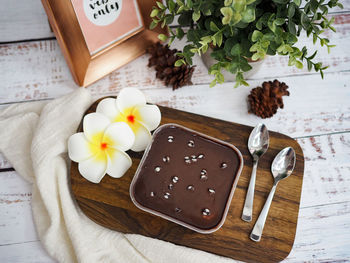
[130,124,243,233]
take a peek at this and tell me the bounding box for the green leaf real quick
[150,9,159,18]
[222,16,231,25]
[177,5,185,14]
[295,60,303,69]
[246,0,256,4]
[216,32,223,47]
[210,21,220,31]
[242,7,255,23]
[216,72,225,83]
[158,34,168,41]
[168,0,176,12]
[233,0,246,12]
[224,0,233,6]
[320,70,324,79]
[240,60,252,72]
[149,21,157,30]
[288,56,296,66]
[156,1,165,9]
[174,59,184,67]
[308,50,317,59]
[256,14,269,30]
[249,43,259,52]
[176,27,184,39]
[288,21,297,35]
[307,60,312,71]
[262,32,275,41]
[252,30,263,42]
[286,33,298,44]
[178,11,192,26]
[251,53,261,60]
[211,35,216,46]
[232,12,242,25]
[209,79,217,88]
[201,35,212,44]
[268,14,276,32]
[274,18,285,25]
[192,10,201,22]
[164,14,174,24]
[221,7,233,17]
[202,44,209,53]
[288,3,295,18]
[310,0,318,13]
[186,0,193,8]
[293,0,301,6]
[231,44,242,56]
[337,3,344,9]
[224,38,237,55]
[301,13,310,29]
[272,0,289,4]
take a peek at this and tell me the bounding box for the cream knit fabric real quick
[0,88,234,263]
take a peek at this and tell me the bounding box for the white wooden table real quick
[0,1,349,262]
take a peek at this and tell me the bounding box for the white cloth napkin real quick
[0,88,234,263]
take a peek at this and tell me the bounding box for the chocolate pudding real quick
[130,124,243,233]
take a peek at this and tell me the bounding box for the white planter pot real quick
[201,48,265,82]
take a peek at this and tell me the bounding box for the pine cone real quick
[146,42,195,90]
[248,79,290,118]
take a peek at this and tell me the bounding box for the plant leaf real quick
[231,43,242,56]
[210,21,220,31]
[158,34,168,41]
[192,10,201,22]
[252,30,263,42]
[288,3,295,18]
[242,7,255,23]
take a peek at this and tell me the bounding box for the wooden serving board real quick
[70,98,304,263]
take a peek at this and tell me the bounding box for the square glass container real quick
[129,124,243,234]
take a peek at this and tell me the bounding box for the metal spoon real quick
[242,123,269,222]
[250,147,296,242]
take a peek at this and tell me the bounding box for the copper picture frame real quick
[41,0,167,87]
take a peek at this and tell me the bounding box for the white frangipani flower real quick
[96,88,161,151]
[68,113,135,183]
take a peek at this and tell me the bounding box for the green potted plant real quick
[150,0,342,87]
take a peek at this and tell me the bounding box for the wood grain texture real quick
[0,241,55,263]
[0,70,349,139]
[0,0,54,43]
[1,12,350,104]
[70,99,304,263]
[296,133,350,207]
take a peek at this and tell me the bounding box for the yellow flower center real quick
[127,114,135,124]
[100,142,108,150]
[88,132,115,162]
[114,107,141,132]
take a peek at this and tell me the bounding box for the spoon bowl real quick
[271,147,296,183]
[248,123,269,160]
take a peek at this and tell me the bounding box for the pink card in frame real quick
[41,0,167,87]
[71,0,144,55]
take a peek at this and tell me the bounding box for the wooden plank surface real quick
[1,0,350,262]
[1,13,350,105]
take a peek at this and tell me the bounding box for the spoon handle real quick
[242,159,258,222]
[250,184,277,242]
